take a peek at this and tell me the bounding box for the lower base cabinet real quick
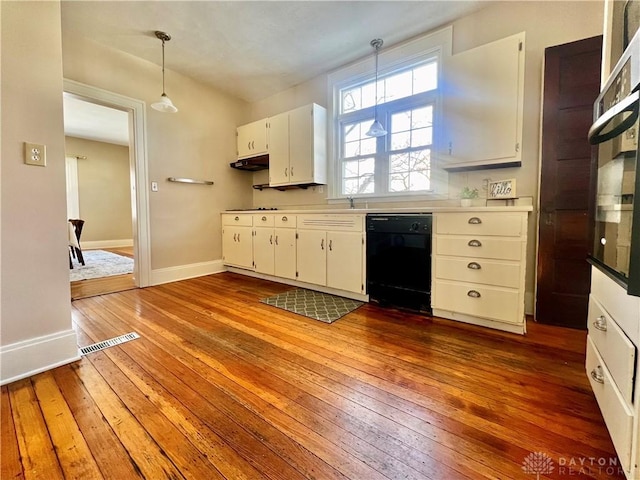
[274,228,296,279]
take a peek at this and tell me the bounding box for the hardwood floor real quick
[70,247,136,300]
[2,273,625,479]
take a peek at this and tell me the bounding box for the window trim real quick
[327,26,452,201]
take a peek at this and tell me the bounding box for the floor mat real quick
[261,288,363,323]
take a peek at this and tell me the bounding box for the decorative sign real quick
[488,179,517,199]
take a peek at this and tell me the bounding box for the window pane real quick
[410,149,430,170]
[390,153,409,173]
[344,160,359,177]
[342,87,361,113]
[343,178,359,195]
[412,106,432,128]
[359,175,375,194]
[411,128,431,148]
[384,71,412,103]
[342,120,375,159]
[360,157,375,175]
[344,123,361,143]
[361,83,376,109]
[391,111,411,132]
[389,173,409,192]
[361,137,376,155]
[413,62,437,93]
[342,157,376,195]
[391,131,410,151]
[410,170,430,191]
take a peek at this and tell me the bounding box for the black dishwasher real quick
[366,214,432,313]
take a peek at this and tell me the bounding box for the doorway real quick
[536,36,602,328]
[63,79,151,298]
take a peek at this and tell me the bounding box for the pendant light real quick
[151,31,178,113]
[366,38,387,137]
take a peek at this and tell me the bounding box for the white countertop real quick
[224,205,534,214]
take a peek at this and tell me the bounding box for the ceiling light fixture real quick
[366,38,387,137]
[151,31,178,113]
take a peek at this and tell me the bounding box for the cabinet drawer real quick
[587,296,636,405]
[586,337,633,473]
[435,236,523,261]
[253,214,274,227]
[222,214,252,227]
[275,214,296,228]
[436,212,523,236]
[433,280,521,324]
[298,214,363,232]
[434,257,521,288]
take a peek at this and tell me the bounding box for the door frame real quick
[63,79,151,287]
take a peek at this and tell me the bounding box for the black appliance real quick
[229,154,269,171]
[588,28,640,296]
[366,214,432,312]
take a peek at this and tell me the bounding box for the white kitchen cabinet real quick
[252,214,275,275]
[326,231,364,294]
[586,267,640,479]
[295,214,365,294]
[222,214,254,270]
[269,104,327,187]
[296,229,327,286]
[237,119,268,159]
[442,32,525,170]
[274,214,297,280]
[432,211,529,333]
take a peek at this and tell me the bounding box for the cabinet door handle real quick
[251,141,255,150]
[593,316,608,332]
[275,235,279,245]
[467,262,481,270]
[590,366,605,384]
[290,166,294,177]
[321,238,324,250]
[467,290,481,298]
[247,142,251,150]
[468,239,482,247]
[233,233,237,241]
[269,235,273,245]
[237,233,240,241]
[282,216,288,222]
[468,217,482,224]
[329,239,332,251]
[285,167,288,177]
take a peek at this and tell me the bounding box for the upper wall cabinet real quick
[269,104,327,187]
[237,119,269,159]
[442,32,525,171]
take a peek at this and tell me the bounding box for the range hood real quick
[229,154,269,171]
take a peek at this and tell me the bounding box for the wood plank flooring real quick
[70,247,136,300]
[2,273,626,479]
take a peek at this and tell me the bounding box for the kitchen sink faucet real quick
[347,196,355,209]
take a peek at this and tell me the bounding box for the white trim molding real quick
[150,260,226,286]
[0,329,80,385]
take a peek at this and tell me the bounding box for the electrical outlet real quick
[24,142,46,166]
[151,181,158,192]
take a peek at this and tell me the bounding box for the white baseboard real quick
[82,239,133,249]
[150,259,226,286]
[0,329,80,385]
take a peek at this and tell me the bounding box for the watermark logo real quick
[522,452,555,479]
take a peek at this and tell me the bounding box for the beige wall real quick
[65,136,133,243]
[1,2,78,370]
[247,1,605,312]
[62,32,251,269]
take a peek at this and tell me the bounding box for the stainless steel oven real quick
[589,29,640,296]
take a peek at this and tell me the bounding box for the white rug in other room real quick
[70,250,133,282]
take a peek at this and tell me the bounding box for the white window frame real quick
[327,26,452,202]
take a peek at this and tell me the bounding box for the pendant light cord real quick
[161,38,166,95]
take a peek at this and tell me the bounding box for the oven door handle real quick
[588,90,639,145]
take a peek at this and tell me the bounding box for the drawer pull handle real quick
[282,216,288,222]
[467,290,481,298]
[590,366,605,384]
[329,239,333,251]
[593,316,607,332]
[467,262,482,270]
[234,216,240,221]
[269,235,273,245]
[321,238,325,250]
[468,239,482,247]
[275,235,279,245]
[468,217,482,224]
[233,233,237,242]
[262,216,267,221]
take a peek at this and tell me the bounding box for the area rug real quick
[261,288,364,323]
[70,250,133,282]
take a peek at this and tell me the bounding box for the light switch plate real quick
[24,142,46,167]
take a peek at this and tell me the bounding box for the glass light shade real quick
[366,120,387,137]
[151,93,178,113]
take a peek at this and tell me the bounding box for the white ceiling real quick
[61,0,488,145]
